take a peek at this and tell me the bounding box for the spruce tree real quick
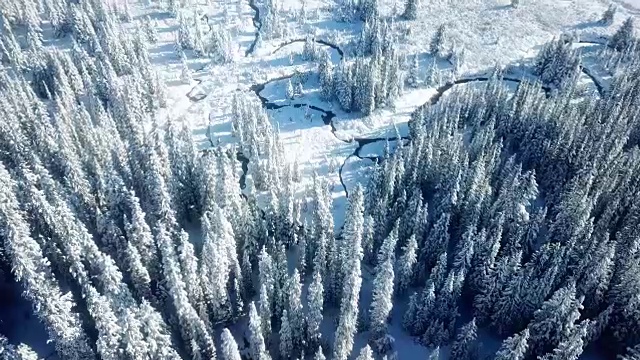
[280,310,293,359]
[355,345,374,360]
[402,0,418,20]
[333,188,365,360]
[449,319,478,360]
[307,270,324,349]
[397,234,418,294]
[369,226,398,337]
[430,25,447,58]
[248,302,271,360]
[494,328,529,360]
[610,17,635,51]
[220,329,242,360]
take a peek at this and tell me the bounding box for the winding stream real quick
[245,0,262,57]
[208,0,608,199]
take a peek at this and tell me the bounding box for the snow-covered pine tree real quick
[600,5,616,25]
[430,25,448,58]
[331,184,365,305]
[610,17,635,52]
[314,346,326,360]
[408,54,420,87]
[193,11,206,57]
[428,347,440,360]
[425,57,439,86]
[287,78,295,100]
[307,269,324,350]
[355,345,374,360]
[449,318,478,360]
[538,320,590,360]
[181,58,192,84]
[397,234,418,294]
[369,225,398,337]
[221,329,242,360]
[248,302,271,360]
[494,328,529,360]
[526,282,583,357]
[280,310,294,359]
[333,189,365,360]
[258,283,273,340]
[177,13,194,50]
[319,51,334,100]
[402,0,418,20]
[288,269,305,356]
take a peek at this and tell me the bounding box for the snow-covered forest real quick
[1,0,640,359]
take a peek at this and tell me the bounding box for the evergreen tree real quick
[280,310,293,359]
[539,320,590,360]
[600,5,616,25]
[0,164,95,360]
[307,270,324,349]
[610,17,635,51]
[494,328,529,360]
[408,54,420,87]
[288,269,305,355]
[314,346,326,360]
[428,347,440,360]
[355,345,374,360]
[449,319,478,360]
[402,0,418,20]
[248,302,271,360]
[430,25,448,58]
[220,329,242,360]
[527,282,583,357]
[397,234,418,294]
[369,226,398,337]
[333,188,365,360]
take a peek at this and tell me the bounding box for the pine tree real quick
[369,226,397,337]
[449,319,478,360]
[355,345,374,360]
[248,302,271,360]
[527,282,583,357]
[494,328,529,360]
[0,164,95,360]
[425,57,439,86]
[287,78,295,100]
[177,13,194,50]
[319,51,334,100]
[258,283,273,340]
[307,270,324,349]
[610,17,635,51]
[397,234,418,294]
[280,310,293,359]
[429,346,440,360]
[200,209,233,321]
[288,269,305,355]
[181,59,192,84]
[408,54,420,87]
[333,188,365,360]
[600,5,616,25]
[314,346,326,360]
[539,320,590,360]
[402,0,418,20]
[430,25,447,58]
[221,329,242,360]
